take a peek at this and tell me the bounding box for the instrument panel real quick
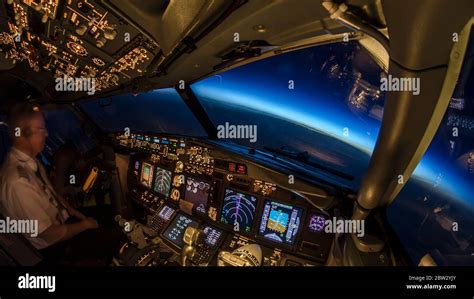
[116,132,335,266]
[0,0,158,92]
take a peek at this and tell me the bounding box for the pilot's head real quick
[7,102,48,157]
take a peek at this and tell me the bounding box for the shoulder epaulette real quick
[16,164,31,182]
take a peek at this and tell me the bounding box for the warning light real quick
[237,164,246,174]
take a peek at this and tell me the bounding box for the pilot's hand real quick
[82,217,99,229]
[70,208,87,220]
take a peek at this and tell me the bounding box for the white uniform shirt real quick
[0,147,69,249]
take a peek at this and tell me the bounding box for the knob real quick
[96,37,107,48]
[104,28,117,40]
[76,24,88,36]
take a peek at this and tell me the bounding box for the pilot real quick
[0,102,124,265]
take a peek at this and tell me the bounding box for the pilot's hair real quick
[6,102,43,139]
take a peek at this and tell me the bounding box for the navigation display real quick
[153,166,172,198]
[184,178,211,214]
[162,214,199,248]
[140,162,154,188]
[258,200,303,245]
[220,189,257,233]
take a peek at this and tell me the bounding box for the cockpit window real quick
[191,41,386,188]
[386,28,474,265]
[79,88,207,137]
[42,108,96,162]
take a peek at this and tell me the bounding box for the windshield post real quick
[175,84,218,139]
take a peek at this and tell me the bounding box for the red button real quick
[237,164,246,174]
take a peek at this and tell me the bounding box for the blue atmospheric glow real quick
[192,82,378,155]
[199,74,472,203]
[192,38,474,206]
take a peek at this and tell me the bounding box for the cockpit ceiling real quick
[0,0,384,103]
[0,1,154,94]
[0,0,232,100]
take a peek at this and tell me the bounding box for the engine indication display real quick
[162,214,199,249]
[153,166,172,199]
[140,162,153,188]
[220,189,257,233]
[158,205,175,221]
[202,225,223,247]
[184,178,211,214]
[258,200,303,245]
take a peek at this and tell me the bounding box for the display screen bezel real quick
[256,199,304,246]
[153,165,173,199]
[183,176,213,215]
[140,161,154,189]
[219,188,259,234]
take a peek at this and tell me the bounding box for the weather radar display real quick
[258,200,303,245]
[220,189,257,232]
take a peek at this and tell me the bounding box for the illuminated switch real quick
[96,37,106,48]
[237,164,246,174]
[89,25,97,35]
[70,12,78,23]
[76,24,88,36]
[104,28,117,40]
[170,189,180,201]
[228,163,236,172]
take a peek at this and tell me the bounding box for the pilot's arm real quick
[40,217,98,244]
[55,194,87,220]
[7,179,98,247]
